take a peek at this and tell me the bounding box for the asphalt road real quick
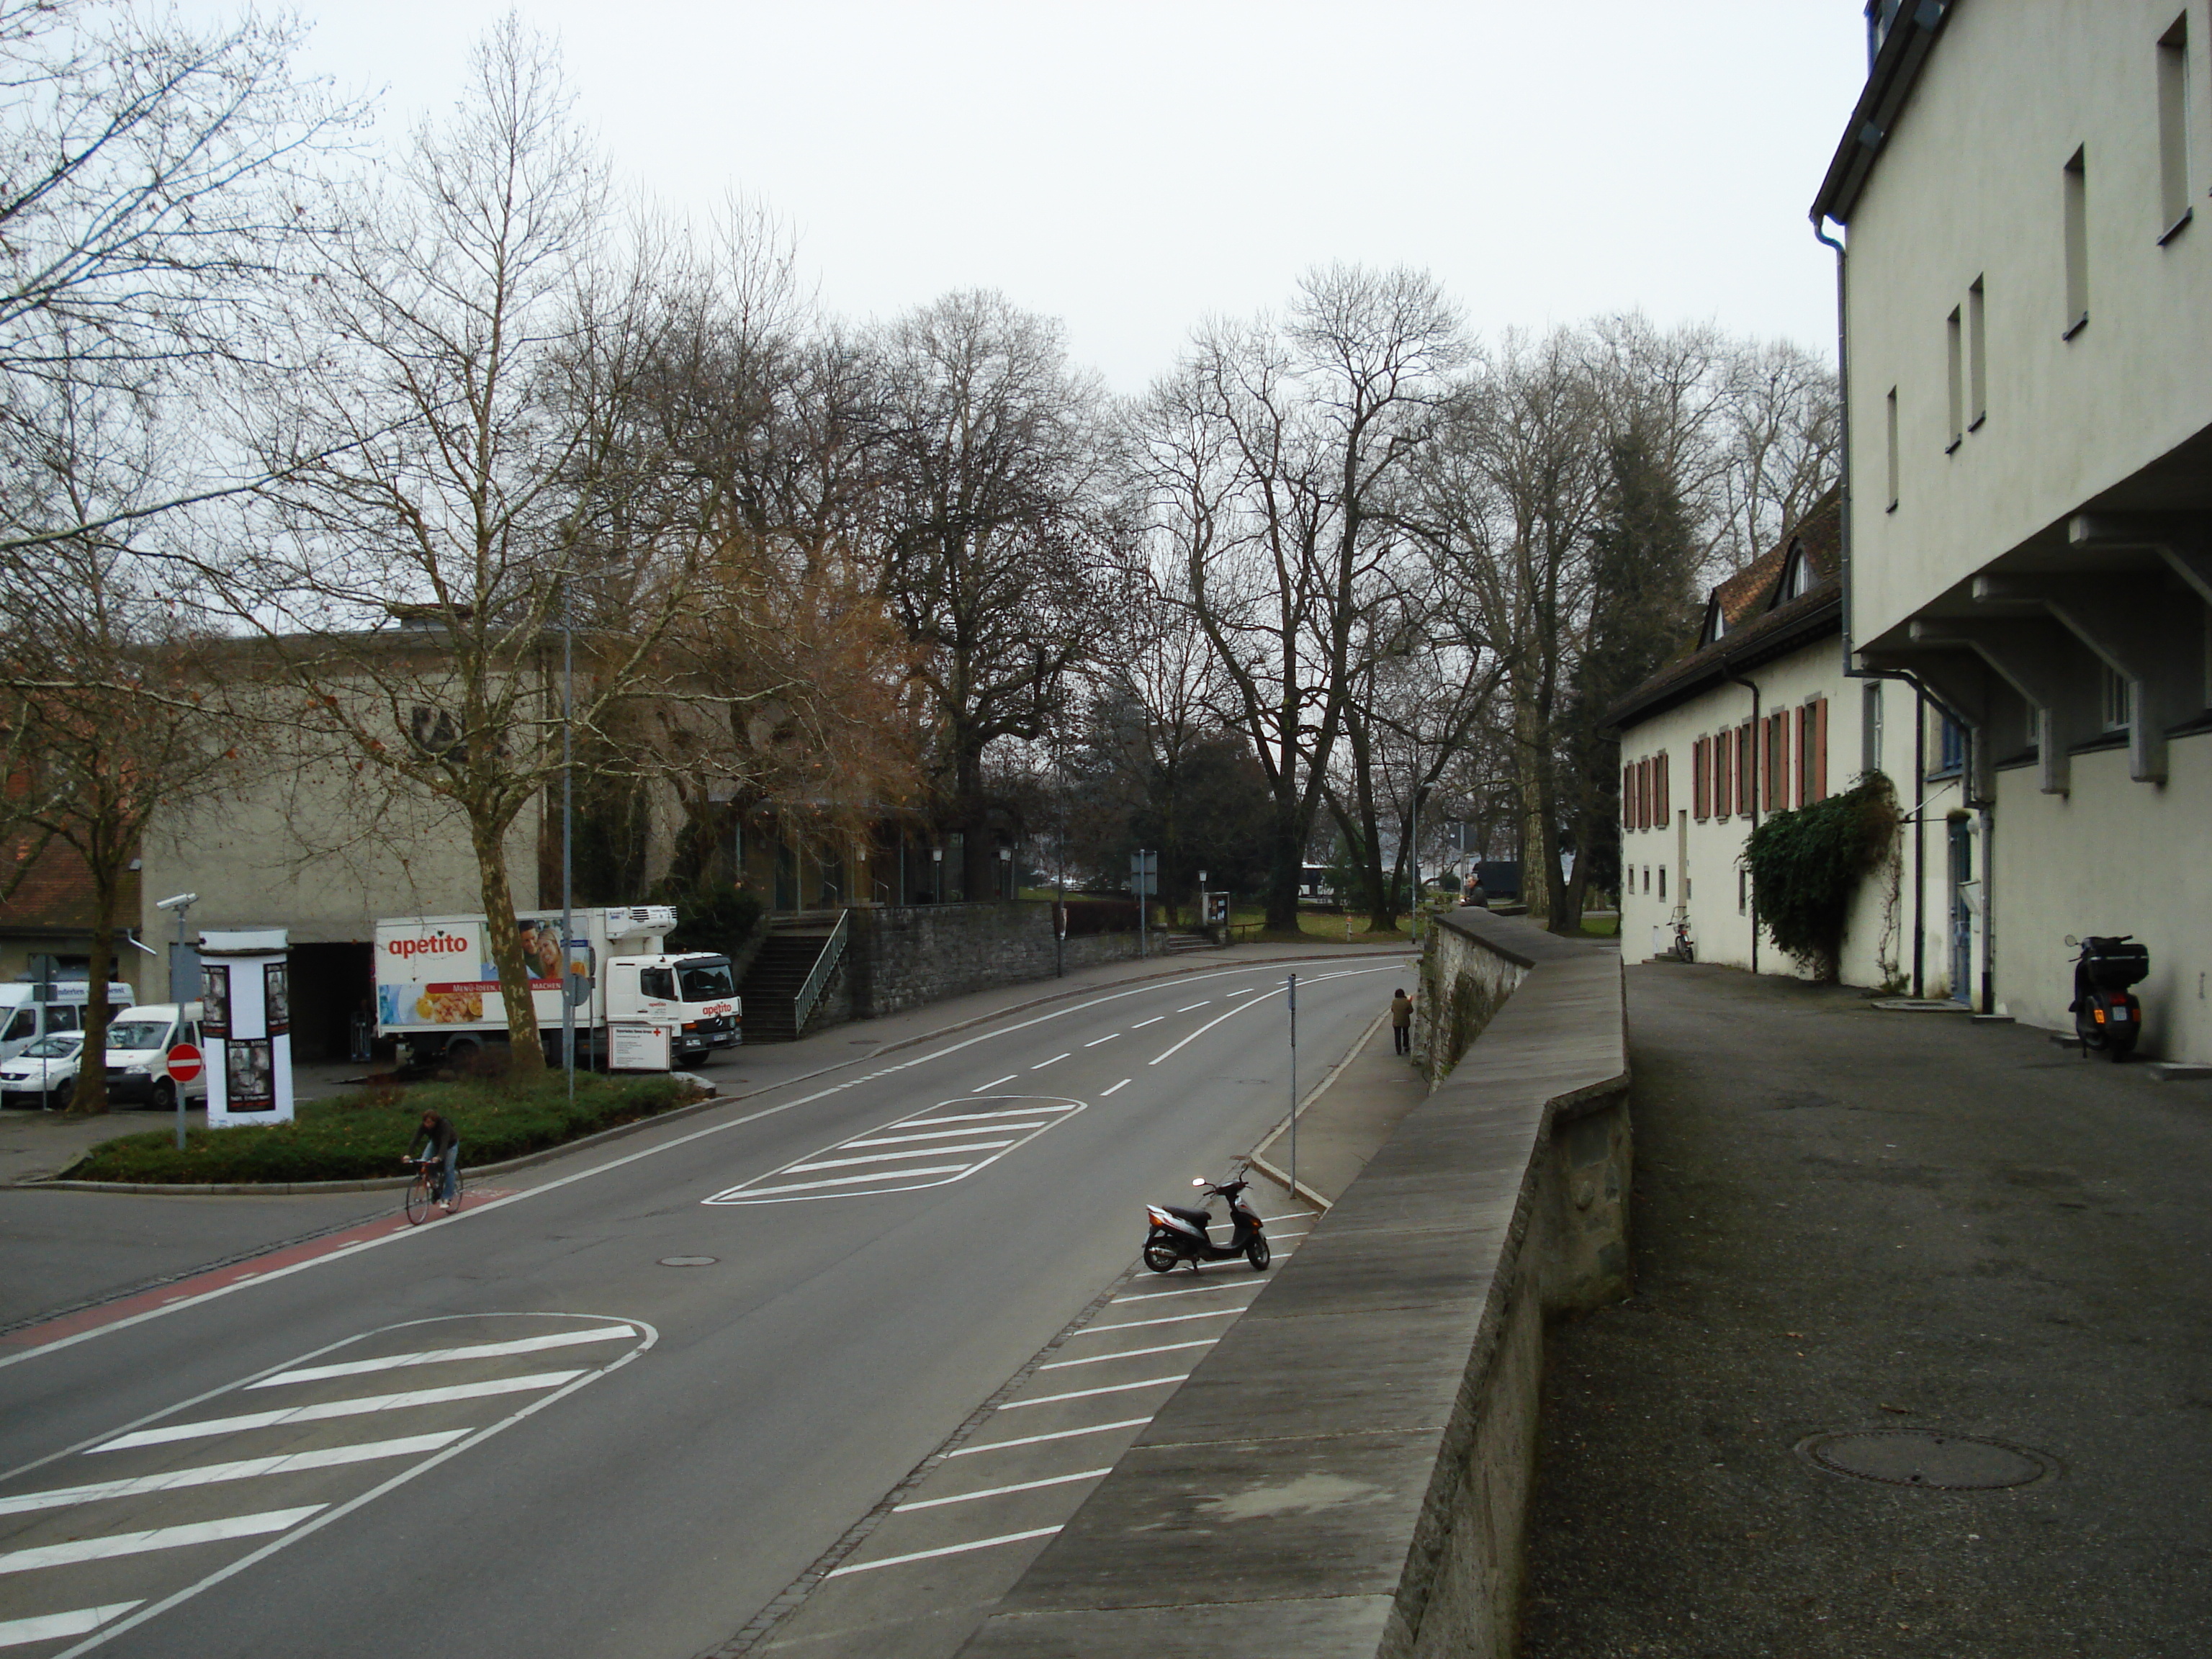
[0,958,1403,1659]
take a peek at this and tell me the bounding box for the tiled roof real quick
[1605,489,1843,733]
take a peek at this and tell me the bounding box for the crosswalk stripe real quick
[94,1372,585,1452]
[825,1526,1061,1578]
[945,1418,1152,1457]
[786,1141,1012,1173]
[0,1507,322,1575]
[1070,1306,1241,1335]
[0,1602,141,1647]
[715,1164,971,1199]
[894,1470,1112,1512]
[0,1432,470,1516]
[250,1327,634,1388]
[842,1125,1044,1147]
[1038,1338,1215,1370]
[909,1106,1075,1125]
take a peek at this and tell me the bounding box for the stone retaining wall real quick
[958,909,1629,1659]
[813,903,1146,1027]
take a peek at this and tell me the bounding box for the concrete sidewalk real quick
[1520,962,2212,1658]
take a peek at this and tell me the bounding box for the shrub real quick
[1743,773,1899,979]
[61,1071,694,1185]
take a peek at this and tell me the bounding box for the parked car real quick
[0,981,135,1063]
[103,1002,206,1111]
[0,1032,86,1110]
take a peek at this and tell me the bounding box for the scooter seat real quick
[1162,1205,1213,1231]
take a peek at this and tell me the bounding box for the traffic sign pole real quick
[166,1043,204,1150]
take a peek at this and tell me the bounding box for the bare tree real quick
[1709,337,1840,577]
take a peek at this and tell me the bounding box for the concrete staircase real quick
[736,918,842,1042]
[1161,930,1220,955]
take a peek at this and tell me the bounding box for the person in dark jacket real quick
[1390,989,1414,1055]
[405,1110,459,1204]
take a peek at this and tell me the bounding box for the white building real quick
[1611,493,1966,994]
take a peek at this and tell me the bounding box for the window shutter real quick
[1622,765,1632,828]
[1695,737,1709,821]
[1659,752,1671,822]
[1815,697,1830,800]
[1717,730,1731,819]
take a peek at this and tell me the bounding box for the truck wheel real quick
[444,1038,480,1071]
[150,1078,176,1113]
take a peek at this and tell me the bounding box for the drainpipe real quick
[1913,691,1926,999]
[1725,665,1761,976]
[1977,806,1995,1014]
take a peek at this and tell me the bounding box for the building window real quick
[1933,714,1967,778]
[1738,866,1748,914]
[1657,751,1670,824]
[2159,14,2193,238]
[1658,866,1667,902]
[1885,386,1901,509]
[1713,729,1731,821]
[1737,722,1755,817]
[1797,698,1830,804]
[1863,680,1884,774]
[1967,277,1987,428]
[1946,305,1964,451]
[1694,737,1709,822]
[2063,146,2090,336]
[2101,665,2134,732]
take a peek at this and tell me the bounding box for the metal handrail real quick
[791,907,850,1036]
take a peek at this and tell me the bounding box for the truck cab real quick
[607,953,739,1061]
[0,982,137,1064]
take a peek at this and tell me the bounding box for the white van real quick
[103,1002,206,1111]
[0,982,135,1064]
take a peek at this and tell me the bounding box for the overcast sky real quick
[217,1,1869,392]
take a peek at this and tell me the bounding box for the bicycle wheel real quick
[404,1170,436,1226]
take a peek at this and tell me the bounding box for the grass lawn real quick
[62,1071,696,1185]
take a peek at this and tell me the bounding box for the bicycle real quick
[403,1155,463,1224]
[1666,916,1696,963]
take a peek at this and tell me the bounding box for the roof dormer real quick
[1777,539,1813,604]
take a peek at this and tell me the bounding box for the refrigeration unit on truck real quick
[374,906,738,1067]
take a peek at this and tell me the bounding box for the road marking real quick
[1070,1306,1241,1335]
[1225,987,1255,997]
[911,1106,1077,1125]
[997,1375,1190,1410]
[1100,1079,1130,1096]
[93,1371,585,1451]
[1039,1339,1215,1370]
[1030,1053,1070,1069]
[716,1164,974,1199]
[248,1326,634,1389]
[1131,1016,1164,1028]
[894,1469,1114,1512]
[1149,983,1287,1066]
[1082,1033,1118,1046]
[973,1074,1017,1092]
[0,1604,141,1647]
[824,1526,1061,1578]
[842,1125,1044,1147]
[945,1418,1153,1457]
[0,1434,472,1516]
[1,963,1396,1373]
[1112,1280,1262,1305]
[786,1142,1012,1172]
[0,1507,324,1576]
[1177,1002,1210,1012]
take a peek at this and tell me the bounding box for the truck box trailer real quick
[374,907,738,1068]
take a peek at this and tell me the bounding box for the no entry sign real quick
[166,1043,204,1084]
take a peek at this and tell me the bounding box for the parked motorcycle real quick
[2067,934,2149,1061]
[1143,1175,1270,1273]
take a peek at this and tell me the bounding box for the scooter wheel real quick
[1142,1239,1179,1274]
[1246,1236,1271,1272]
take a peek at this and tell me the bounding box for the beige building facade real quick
[1805,0,2212,1061]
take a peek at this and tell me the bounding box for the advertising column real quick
[200,927,295,1127]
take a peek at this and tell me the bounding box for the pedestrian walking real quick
[1390,987,1414,1055]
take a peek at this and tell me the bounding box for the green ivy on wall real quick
[1743,773,1900,980]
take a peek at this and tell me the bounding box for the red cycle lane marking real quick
[1,1190,515,1352]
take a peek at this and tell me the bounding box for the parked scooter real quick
[1143,1175,1270,1273]
[2067,934,2149,1061]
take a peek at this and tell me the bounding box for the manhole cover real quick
[1799,1429,2052,1489]
[659,1255,719,1267]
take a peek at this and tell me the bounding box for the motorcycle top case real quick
[2083,939,2151,989]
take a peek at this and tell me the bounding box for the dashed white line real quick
[893,1469,1113,1511]
[825,1526,1061,1578]
[1082,1033,1118,1047]
[0,1507,325,1576]
[1030,1053,1071,1069]
[0,1434,471,1516]
[973,1074,1018,1092]
[1101,1079,1130,1097]
[94,1372,586,1452]
[1177,1002,1210,1012]
[997,1375,1190,1410]
[1148,984,1287,1066]
[1039,1339,1215,1370]
[1225,987,1255,997]
[946,1418,1153,1457]
[1131,1016,1164,1028]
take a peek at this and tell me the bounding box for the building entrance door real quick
[1948,818,1974,1004]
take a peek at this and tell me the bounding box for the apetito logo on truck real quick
[387,933,473,961]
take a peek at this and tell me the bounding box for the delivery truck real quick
[374,906,738,1068]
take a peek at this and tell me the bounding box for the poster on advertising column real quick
[201,928,295,1125]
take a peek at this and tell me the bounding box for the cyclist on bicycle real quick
[404,1110,459,1205]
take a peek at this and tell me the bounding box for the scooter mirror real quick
[1192,1177,1208,1187]
[2064,935,2077,948]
